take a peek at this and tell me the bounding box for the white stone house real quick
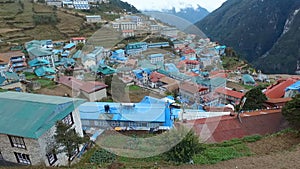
[0,92,85,166]
[148,53,164,65]
[86,15,101,23]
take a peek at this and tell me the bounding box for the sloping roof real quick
[34,66,56,77]
[97,65,116,75]
[0,75,6,85]
[242,74,255,84]
[28,58,50,67]
[0,92,85,139]
[285,80,300,92]
[4,72,19,81]
[265,78,299,99]
[59,76,107,93]
[79,96,168,123]
[150,72,165,83]
[71,37,86,41]
[0,52,24,64]
[180,81,208,94]
[159,76,176,84]
[63,43,75,50]
[215,87,244,99]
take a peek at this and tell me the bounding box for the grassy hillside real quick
[0,0,139,52]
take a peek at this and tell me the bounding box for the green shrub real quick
[242,135,262,143]
[90,148,116,165]
[217,138,243,147]
[193,143,251,164]
[33,14,58,25]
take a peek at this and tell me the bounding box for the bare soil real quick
[34,84,73,97]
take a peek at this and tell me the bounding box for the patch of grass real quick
[73,145,101,169]
[128,85,141,91]
[242,135,263,143]
[35,78,56,88]
[270,128,299,137]
[240,83,255,90]
[24,72,37,80]
[0,88,8,92]
[194,142,251,164]
[193,136,259,165]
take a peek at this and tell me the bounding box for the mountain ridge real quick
[195,0,300,74]
[143,5,209,32]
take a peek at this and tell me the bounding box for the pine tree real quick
[282,94,300,129]
[54,121,86,167]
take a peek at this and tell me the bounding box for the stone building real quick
[0,92,85,166]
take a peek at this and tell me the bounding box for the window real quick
[14,152,31,165]
[70,147,79,161]
[8,136,26,149]
[62,113,74,125]
[46,152,57,166]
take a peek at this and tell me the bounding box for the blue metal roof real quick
[148,53,163,58]
[286,81,300,92]
[79,96,168,123]
[63,43,75,50]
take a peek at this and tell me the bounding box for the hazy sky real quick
[122,0,227,12]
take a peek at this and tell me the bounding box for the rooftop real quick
[59,76,108,93]
[0,52,24,64]
[265,78,299,99]
[0,92,85,138]
[179,81,208,94]
[79,96,170,123]
[215,87,244,99]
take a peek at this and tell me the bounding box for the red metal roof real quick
[149,72,165,82]
[265,78,299,99]
[210,72,228,79]
[215,87,244,99]
[182,47,195,54]
[70,37,86,41]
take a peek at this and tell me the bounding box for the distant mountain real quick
[143,6,209,32]
[195,0,300,74]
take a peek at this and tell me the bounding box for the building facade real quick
[0,92,85,166]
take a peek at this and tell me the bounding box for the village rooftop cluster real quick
[0,2,300,167]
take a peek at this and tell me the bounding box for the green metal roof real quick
[0,92,85,139]
[34,66,56,77]
[4,72,19,81]
[242,74,255,84]
[97,65,116,75]
[0,75,5,85]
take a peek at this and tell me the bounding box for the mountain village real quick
[0,0,300,168]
